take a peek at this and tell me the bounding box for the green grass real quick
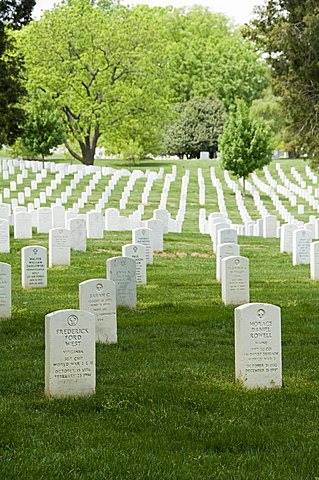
[1,156,319,479]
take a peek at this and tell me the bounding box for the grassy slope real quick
[0,157,319,480]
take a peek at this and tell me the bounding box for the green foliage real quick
[251,87,288,150]
[0,0,35,28]
[164,96,226,159]
[219,99,273,189]
[165,6,268,108]
[0,0,35,146]
[244,0,319,162]
[14,90,66,159]
[19,0,171,165]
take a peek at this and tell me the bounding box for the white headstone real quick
[0,219,10,253]
[14,211,32,239]
[280,224,298,254]
[153,209,170,234]
[132,228,153,265]
[235,303,282,388]
[87,211,104,239]
[0,203,10,221]
[310,241,319,280]
[79,279,117,343]
[52,205,66,228]
[221,256,249,305]
[263,215,278,238]
[49,228,71,267]
[217,228,237,248]
[122,243,147,285]
[292,229,312,265]
[106,256,136,308]
[45,309,95,398]
[0,262,11,318]
[21,246,47,288]
[69,218,87,252]
[105,208,120,231]
[37,207,53,234]
[216,242,240,282]
[145,219,164,252]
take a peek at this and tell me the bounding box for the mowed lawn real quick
[1,157,319,480]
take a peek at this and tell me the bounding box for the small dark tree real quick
[164,97,226,158]
[15,90,66,159]
[0,0,35,146]
[219,99,273,195]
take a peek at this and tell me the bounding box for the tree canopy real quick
[166,6,268,108]
[219,99,273,193]
[14,1,269,163]
[19,0,171,164]
[164,96,226,159]
[245,0,319,158]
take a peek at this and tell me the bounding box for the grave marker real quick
[310,241,319,280]
[21,246,47,288]
[0,262,11,318]
[79,279,117,343]
[45,309,95,397]
[235,303,282,388]
[106,257,136,308]
[122,243,147,285]
[0,219,10,253]
[132,228,153,265]
[221,256,249,305]
[292,229,312,265]
[49,228,71,267]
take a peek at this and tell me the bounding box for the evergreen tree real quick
[164,97,226,159]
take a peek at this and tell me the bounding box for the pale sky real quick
[33,0,266,25]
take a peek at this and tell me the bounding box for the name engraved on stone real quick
[235,303,282,388]
[21,246,47,288]
[49,228,71,267]
[221,256,249,305]
[45,309,95,397]
[122,243,147,285]
[79,279,117,343]
[106,256,136,308]
[293,229,312,265]
[132,228,153,265]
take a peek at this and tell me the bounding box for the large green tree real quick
[245,0,319,159]
[19,0,171,165]
[0,0,35,146]
[219,99,273,194]
[165,6,268,108]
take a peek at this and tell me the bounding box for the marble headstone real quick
[45,309,95,397]
[235,303,282,388]
[49,228,71,267]
[132,228,153,265]
[0,262,11,318]
[122,243,147,285]
[21,245,47,288]
[106,256,136,308]
[221,256,249,305]
[79,279,117,343]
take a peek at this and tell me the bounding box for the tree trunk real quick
[64,125,100,165]
[242,176,246,197]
